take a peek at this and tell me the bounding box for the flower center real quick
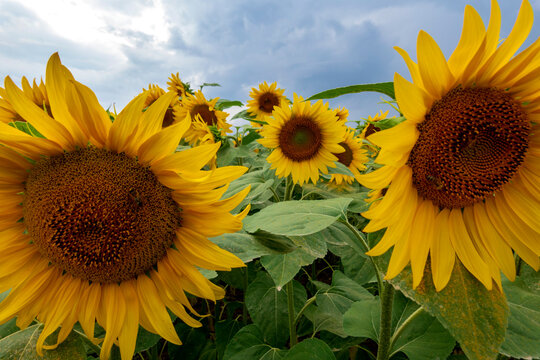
[408,87,529,208]
[364,123,381,138]
[23,147,181,283]
[259,92,280,114]
[192,104,217,126]
[335,142,353,167]
[278,115,322,161]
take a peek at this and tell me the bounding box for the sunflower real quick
[176,90,231,145]
[360,110,389,139]
[329,128,367,186]
[358,0,540,292]
[167,72,186,99]
[334,106,349,123]
[0,53,250,360]
[258,94,347,185]
[247,81,289,126]
[141,84,179,128]
[0,77,50,123]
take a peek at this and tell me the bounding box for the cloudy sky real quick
[1,0,539,125]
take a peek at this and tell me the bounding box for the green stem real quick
[377,282,395,360]
[388,306,424,355]
[284,176,294,201]
[286,281,297,347]
[243,267,249,325]
[339,219,383,294]
[293,295,317,329]
[269,186,281,203]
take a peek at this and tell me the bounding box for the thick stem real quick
[243,267,249,325]
[284,176,294,201]
[377,282,395,360]
[388,306,424,354]
[286,281,297,347]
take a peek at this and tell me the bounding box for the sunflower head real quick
[247,81,289,125]
[177,90,231,145]
[329,128,367,186]
[0,53,250,360]
[167,72,186,99]
[358,0,540,292]
[334,106,349,123]
[361,110,389,139]
[259,94,347,185]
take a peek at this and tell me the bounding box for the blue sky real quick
[1,0,539,125]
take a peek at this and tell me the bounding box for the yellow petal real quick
[430,209,455,291]
[118,280,139,360]
[409,200,436,288]
[394,46,424,88]
[138,118,190,165]
[138,92,178,143]
[357,165,398,190]
[107,92,147,153]
[393,73,429,123]
[100,284,126,360]
[416,31,455,99]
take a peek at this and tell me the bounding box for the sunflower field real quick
[0,1,539,360]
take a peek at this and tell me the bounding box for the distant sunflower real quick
[334,107,349,123]
[329,128,367,185]
[176,91,231,144]
[142,84,179,128]
[259,94,347,185]
[247,81,289,126]
[167,72,186,99]
[360,110,389,139]
[0,53,250,360]
[0,77,50,123]
[358,0,540,291]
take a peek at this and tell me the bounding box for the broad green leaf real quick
[260,250,317,290]
[366,116,405,131]
[0,318,18,340]
[302,184,370,213]
[380,259,508,360]
[216,320,243,359]
[223,169,277,210]
[305,271,373,337]
[243,198,352,236]
[251,230,298,254]
[216,142,255,167]
[241,129,261,145]
[325,162,355,178]
[283,338,337,360]
[133,326,161,353]
[500,274,540,358]
[245,273,307,347]
[210,232,282,263]
[223,324,288,360]
[343,293,455,360]
[232,109,256,121]
[215,99,243,110]
[200,82,221,89]
[306,82,395,101]
[0,325,86,360]
[168,322,209,360]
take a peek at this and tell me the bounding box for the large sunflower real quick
[0,53,250,359]
[247,81,289,126]
[329,128,367,186]
[358,0,540,291]
[0,77,50,123]
[175,90,231,144]
[259,94,347,185]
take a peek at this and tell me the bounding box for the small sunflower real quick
[176,91,231,144]
[358,0,540,291]
[140,84,179,128]
[167,72,186,99]
[259,94,347,185]
[360,110,389,139]
[0,77,50,123]
[334,106,349,123]
[247,81,289,126]
[329,128,367,185]
[0,53,250,360]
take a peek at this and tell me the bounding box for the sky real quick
[1,0,539,126]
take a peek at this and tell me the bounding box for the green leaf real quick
[305,271,373,337]
[216,143,254,167]
[216,320,243,359]
[168,322,209,360]
[0,325,86,360]
[366,116,405,131]
[241,129,261,145]
[210,231,283,263]
[199,82,221,90]
[379,259,508,360]
[0,318,19,340]
[343,293,455,360]
[245,273,307,347]
[500,273,540,358]
[223,324,288,360]
[283,338,337,360]
[232,109,256,121]
[215,99,243,110]
[324,162,355,178]
[302,184,371,213]
[306,82,395,101]
[223,169,276,210]
[243,198,352,236]
[260,250,317,290]
[133,326,161,353]
[9,121,44,138]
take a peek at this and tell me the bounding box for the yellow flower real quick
[247,81,289,126]
[329,128,367,185]
[141,84,179,128]
[176,91,231,144]
[0,53,250,359]
[0,77,50,123]
[259,94,347,185]
[360,110,389,139]
[358,0,540,292]
[167,72,186,99]
[334,106,349,123]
